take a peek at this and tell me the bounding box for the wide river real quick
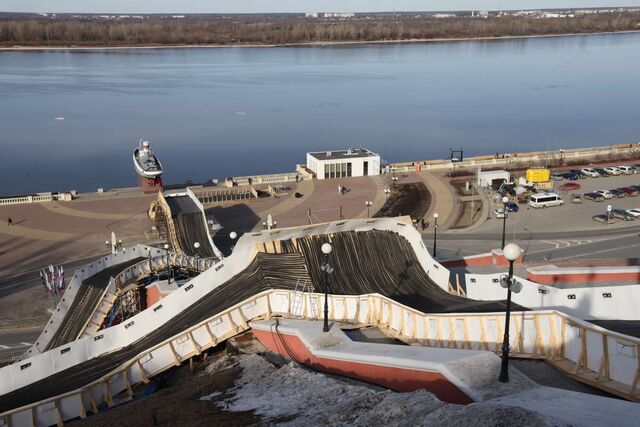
[1,33,639,195]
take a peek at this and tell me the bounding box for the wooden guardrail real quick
[3,290,639,426]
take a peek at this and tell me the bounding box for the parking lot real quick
[479,171,640,235]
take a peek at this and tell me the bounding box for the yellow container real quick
[526,168,551,183]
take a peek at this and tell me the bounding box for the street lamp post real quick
[365,201,372,218]
[229,231,238,253]
[163,243,170,282]
[384,188,391,201]
[432,213,439,258]
[501,196,510,250]
[499,243,522,383]
[321,243,333,333]
[193,242,200,270]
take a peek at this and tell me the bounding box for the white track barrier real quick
[465,273,640,321]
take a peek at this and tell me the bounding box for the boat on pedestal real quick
[133,139,164,193]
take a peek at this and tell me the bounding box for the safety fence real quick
[2,289,639,426]
[194,187,258,204]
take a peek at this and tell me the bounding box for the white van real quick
[529,193,565,208]
[618,165,635,175]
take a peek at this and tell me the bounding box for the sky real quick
[2,1,640,14]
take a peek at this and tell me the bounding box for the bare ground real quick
[373,182,431,221]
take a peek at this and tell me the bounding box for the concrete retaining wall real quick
[389,143,640,173]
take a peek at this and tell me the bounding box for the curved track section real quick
[46,258,145,351]
[0,253,309,413]
[164,193,219,259]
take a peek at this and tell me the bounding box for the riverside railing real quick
[2,290,639,426]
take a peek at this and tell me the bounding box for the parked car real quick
[618,165,636,175]
[604,166,622,175]
[595,190,613,199]
[632,164,640,173]
[551,173,564,181]
[625,208,640,217]
[620,187,639,197]
[559,182,581,191]
[584,192,605,202]
[571,194,583,203]
[630,185,640,192]
[581,168,600,177]
[569,169,588,179]
[611,209,636,221]
[560,172,579,181]
[505,201,519,212]
[594,168,611,177]
[494,208,507,218]
[610,189,626,198]
[592,214,614,224]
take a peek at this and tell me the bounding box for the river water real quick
[1,33,639,195]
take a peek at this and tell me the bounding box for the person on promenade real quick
[338,184,342,195]
[7,217,12,226]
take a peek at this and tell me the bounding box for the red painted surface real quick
[138,175,163,194]
[442,254,493,268]
[528,270,640,285]
[441,250,523,268]
[145,284,172,307]
[252,328,473,404]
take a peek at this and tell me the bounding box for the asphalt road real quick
[428,225,640,262]
[0,327,41,360]
[0,252,112,299]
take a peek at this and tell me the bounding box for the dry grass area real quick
[74,349,260,427]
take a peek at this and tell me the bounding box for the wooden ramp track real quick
[2,229,522,417]
[260,229,523,314]
[3,228,639,424]
[2,290,639,426]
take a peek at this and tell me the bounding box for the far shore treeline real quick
[1,12,639,46]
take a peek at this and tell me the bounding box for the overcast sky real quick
[2,1,640,14]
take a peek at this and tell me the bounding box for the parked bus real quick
[529,193,565,208]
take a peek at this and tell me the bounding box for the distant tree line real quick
[0,13,639,46]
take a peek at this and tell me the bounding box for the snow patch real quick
[199,391,222,401]
[210,354,564,426]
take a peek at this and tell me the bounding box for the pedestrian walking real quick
[295,175,300,183]
[7,217,12,226]
[338,184,342,195]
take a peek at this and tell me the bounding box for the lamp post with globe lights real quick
[499,243,522,383]
[501,196,510,250]
[432,213,439,258]
[320,243,334,332]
